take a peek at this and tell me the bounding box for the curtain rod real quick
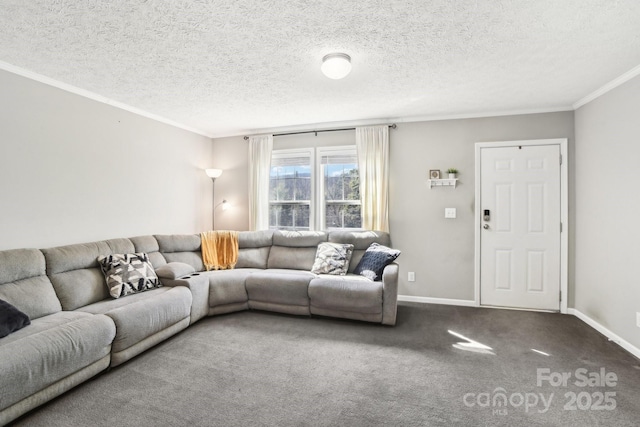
[243,124,396,140]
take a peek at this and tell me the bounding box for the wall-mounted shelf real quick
[428,178,458,189]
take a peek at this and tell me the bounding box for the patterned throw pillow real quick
[0,299,31,338]
[311,242,355,275]
[353,243,401,281]
[97,253,161,299]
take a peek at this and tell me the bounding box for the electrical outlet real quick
[445,208,457,219]
[408,272,415,282]
[636,312,640,328]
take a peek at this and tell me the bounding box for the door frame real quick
[474,138,568,313]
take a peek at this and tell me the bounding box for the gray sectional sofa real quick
[0,230,398,425]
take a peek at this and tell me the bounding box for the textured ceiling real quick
[1,0,640,138]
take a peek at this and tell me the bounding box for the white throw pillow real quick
[311,242,354,275]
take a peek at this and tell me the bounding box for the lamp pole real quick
[205,169,223,230]
[211,177,217,230]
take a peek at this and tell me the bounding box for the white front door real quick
[479,143,561,311]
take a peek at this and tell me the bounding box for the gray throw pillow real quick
[353,243,401,281]
[0,299,31,338]
[98,253,161,299]
[311,242,354,275]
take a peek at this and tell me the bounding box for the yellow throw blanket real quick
[201,230,239,271]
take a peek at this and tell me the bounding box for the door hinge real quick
[559,291,562,302]
[560,222,563,233]
[560,155,563,165]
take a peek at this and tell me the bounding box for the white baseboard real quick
[567,309,640,360]
[398,295,477,307]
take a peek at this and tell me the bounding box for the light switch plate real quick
[408,272,415,282]
[445,208,457,219]
[636,312,640,328]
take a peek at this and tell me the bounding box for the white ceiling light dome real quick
[321,53,352,79]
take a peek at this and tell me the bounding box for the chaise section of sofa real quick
[0,248,116,426]
[42,238,192,367]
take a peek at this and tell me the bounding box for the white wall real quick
[574,74,640,350]
[0,70,214,250]
[212,112,575,302]
[211,136,250,231]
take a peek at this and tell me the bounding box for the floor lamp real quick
[206,169,222,229]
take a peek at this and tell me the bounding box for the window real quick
[319,148,361,230]
[269,146,361,231]
[269,149,313,230]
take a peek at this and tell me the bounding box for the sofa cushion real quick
[0,299,30,338]
[236,247,271,269]
[98,253,161,299]
[267,246,319,271]
[0,249,61,320]
[236,232,272,272]
[328,230,391,273]
[308,275,383,314]
[0,312,115,411]
[267,231,328,271]
[311,242,354,275]
[353,243,401,281]
[129,235,167,268]
[239,230,273,248]
[76,287,191,353]
[43,239,136,310]
[245,269,315,307]
[272,230,327,247]
[202,269,258,307]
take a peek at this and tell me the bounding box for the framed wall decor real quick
[429,169,441,179]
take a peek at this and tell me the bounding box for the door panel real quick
[480,144,561,311]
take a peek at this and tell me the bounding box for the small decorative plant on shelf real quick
[447,168,458,179]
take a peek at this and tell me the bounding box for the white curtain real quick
[248,134,273,231]
[356,125,390,232]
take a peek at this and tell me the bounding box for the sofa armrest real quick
[381,262,399,326]
[160,274,209,324]
[155,262,196,280]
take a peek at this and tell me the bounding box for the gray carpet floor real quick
[11,302,640,427]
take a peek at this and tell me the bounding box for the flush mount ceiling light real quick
[321,53,352,79]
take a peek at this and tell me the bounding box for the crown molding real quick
[573,63,640,110]
[0,61,213,138]
[218,106,574,140]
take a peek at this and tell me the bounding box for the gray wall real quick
[0,70,214,250]
[212,112,575,302]
[574,74,640,350]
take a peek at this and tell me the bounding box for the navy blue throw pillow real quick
[0,299,31,338]
[353,243,401,281]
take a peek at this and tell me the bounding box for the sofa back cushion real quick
[0,248,62,319]
[155,234,204,271]
[43,238,135,310]
[236,231,273,269]
[328,230,391,273]
[129,235,167,268]
[267,231,328,271]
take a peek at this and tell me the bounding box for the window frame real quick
[268,148,315,231]
[316,146,362,231]
[269,145,362,231]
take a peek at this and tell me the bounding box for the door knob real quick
[483,224,490,230]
